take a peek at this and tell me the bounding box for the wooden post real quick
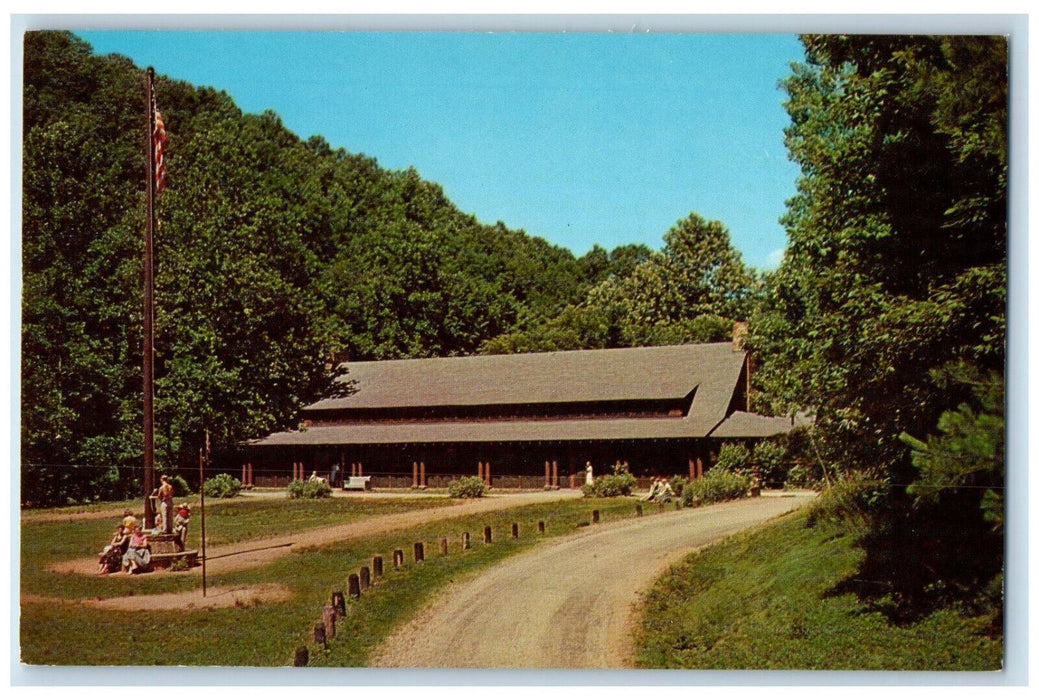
[314,621,326,646]
[462,532,470,550]
[689,457,696,481]
[414,542,425,562]
[323,604,336,640]
[420,461,426,488]
[293,646,309,667]
[483,526,492,544]
[199,446,207,598]
[357,461,363,477]
[569,473,576,489]
[636,504,643,517]
[348,573,360,599]
[331,590,346,616]
[393,549,404,569]
[552,460,559,488]
[478,461,484,481]
[412,461,419,488]
[485,461,491,487]
[538,520,545,534]
[439,537,448,555]
[592,510,600,523]
[242,463,247,484]
[248,462,254,487]
[372,556,383,578]
[511,523,519,539]
[544,461,551,488]
[359,566,371,590]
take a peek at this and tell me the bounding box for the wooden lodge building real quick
[246,341,800,489]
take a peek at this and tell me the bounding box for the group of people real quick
[95,498,191,575]
[643,477,675,503]
[95,512,151,575]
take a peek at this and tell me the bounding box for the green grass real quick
[633,508,1003,671]
[19,495,640,666]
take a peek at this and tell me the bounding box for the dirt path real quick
[44,490,583,579]
[371,492,815,669]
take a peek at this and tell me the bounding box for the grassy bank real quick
[20,495,639,666]
[633,506,1002,670]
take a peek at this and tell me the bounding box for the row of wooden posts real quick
[290,499,684,666]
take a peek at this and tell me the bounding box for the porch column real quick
[478,461,484,481]
[420,461,426,488]
[412,461,419,488]
[552,460,559,488]
[544,461,551,488]
[484,461,491,487]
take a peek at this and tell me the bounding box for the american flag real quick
[153,97,168,194]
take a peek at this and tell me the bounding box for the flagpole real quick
[143,67,157,529]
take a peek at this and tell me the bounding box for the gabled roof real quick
[253,344,761,447]
[307,342,744,411]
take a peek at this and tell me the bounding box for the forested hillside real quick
[23,32,754,505]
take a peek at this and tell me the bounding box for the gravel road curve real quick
[371,492,815,669]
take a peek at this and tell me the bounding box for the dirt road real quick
[371,492,815,669]
[46,489,583,578]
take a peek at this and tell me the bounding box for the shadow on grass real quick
[822,488,1003,631]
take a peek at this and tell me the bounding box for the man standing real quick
[157,475,174,534]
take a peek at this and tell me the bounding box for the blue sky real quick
[76,30,804,270]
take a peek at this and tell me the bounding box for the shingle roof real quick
[252,344,768,447]
[307,342,744,413]
[707,411,797,439]
[255,415,720,447]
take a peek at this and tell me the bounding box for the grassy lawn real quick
[633,507,1003,671]
[19,495,640,666]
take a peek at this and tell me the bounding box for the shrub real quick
[448,476,486,498]
[681,467,751,506]
[715,441,752,475]
[202,473,242,499]
[582,471,637,498]
[669,475,690,499]
[804,473,889,530]
[753,440,787,488]
[164,473,192,497]
[287,478,332,499]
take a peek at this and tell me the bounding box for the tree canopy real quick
[20,32,601,504]
[748,34,1007,618]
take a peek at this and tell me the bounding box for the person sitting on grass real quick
[643,477,662,501]
[658,478,674,503]
[121,525,151,574]
[97,525,129,575]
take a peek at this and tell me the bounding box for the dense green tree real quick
[20,32,592,505]
[482,213,752,354]
[750,35,1006,478]
[749,35,1007,618]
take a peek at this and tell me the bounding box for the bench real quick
[342,476,372,491]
